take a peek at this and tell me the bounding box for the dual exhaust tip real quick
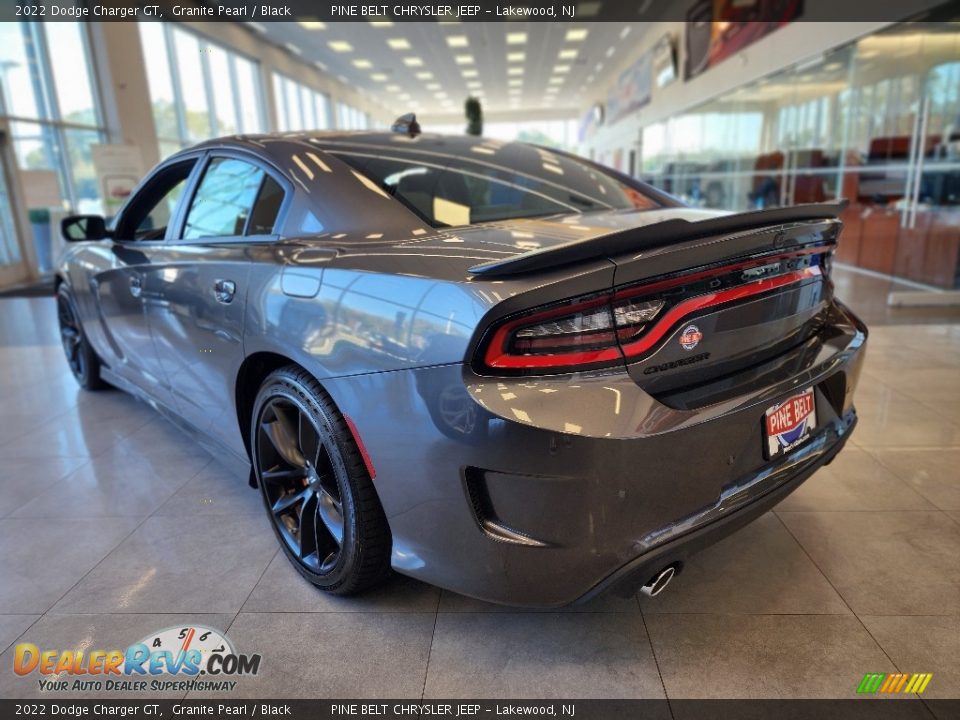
[640,565,677,597]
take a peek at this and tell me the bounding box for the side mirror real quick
[61,215,109,242]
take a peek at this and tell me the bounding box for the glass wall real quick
[637,21,960,288]
[272,73,332,131]
[0,22,106,214]
[139,22,265,159]
[336,102,370,130]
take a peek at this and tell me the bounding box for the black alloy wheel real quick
[252,366,391,594]
[56,284,107,391]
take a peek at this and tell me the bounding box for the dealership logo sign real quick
[13,625,260,693]
[678,324,703,351]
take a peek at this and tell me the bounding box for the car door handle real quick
[214,279,236,304]
[129,275,142,298]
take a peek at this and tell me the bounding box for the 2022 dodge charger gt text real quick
[55,131,866,606]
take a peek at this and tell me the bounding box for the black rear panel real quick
[608,224,839,401]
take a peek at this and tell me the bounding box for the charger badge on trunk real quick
[679,324,703,351]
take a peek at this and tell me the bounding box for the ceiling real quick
[250,21,649,119]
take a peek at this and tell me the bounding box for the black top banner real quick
[1,0,956,23]
[0,700,957,720]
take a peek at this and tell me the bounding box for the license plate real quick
[764,388,817,458]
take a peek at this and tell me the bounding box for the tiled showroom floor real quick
[0,270,958,702]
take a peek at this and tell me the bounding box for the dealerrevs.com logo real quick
[13,625,261,693]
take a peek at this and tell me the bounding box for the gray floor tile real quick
[860,615,959,700]
[10,452,199,518]
[776,447,936,512]
[0,614,38,654]
[853,391,960,449]
[243,551,440,613]
[424,612,664,699]
[438,588,639,613]
[0,613,233,699]
[1,394,157,460]
[0,456,90,517]
[189,612,435,698]
[779,511,960,616]
[645,614,895,698]
[867,368,960,406]
[0,517,140,614]
[154,461,262,517]
[51,514,277,615]
[870,448,960,511]
[642,513,849,615]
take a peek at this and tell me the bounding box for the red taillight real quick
[478,250,826,375]
[482,294,625,371]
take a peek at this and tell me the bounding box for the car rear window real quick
[328,145,661,227]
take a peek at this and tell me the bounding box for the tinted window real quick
[330,145,661,227]
[183,158,264,239]
[247,176,284,234]
[136,178,188,239]
[117,160,195,240]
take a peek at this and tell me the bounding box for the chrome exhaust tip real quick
[640,565,676,597]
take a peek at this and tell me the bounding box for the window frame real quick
[171,149,293,244]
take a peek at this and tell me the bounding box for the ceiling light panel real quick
[566,28,589,41]
[506,32,527,45]
[387,38,410,50]
[328,40,353,52]
[447,35,469,47]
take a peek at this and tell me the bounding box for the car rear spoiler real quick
[468,201,847,277]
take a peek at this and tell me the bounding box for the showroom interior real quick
[0,0,959,705]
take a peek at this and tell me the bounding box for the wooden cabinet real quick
[857,207,900,275]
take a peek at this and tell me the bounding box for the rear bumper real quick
[575,411,856,604]
[321,300,867,607]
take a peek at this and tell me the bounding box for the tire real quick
[251,365,391,594]
[56,284,108,391]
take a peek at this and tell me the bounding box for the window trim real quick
[172,149,293,244]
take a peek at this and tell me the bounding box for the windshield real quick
[326,142,662,228]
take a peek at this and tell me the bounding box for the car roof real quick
[184,130,528,163]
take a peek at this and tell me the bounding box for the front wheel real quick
[57,284,108,391]
[251,366,391,595]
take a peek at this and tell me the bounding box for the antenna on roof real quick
[391,113,421,138]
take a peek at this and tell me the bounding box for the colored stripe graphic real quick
[857,673,885,693]
[858,673,932,694]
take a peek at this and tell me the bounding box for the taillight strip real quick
[620,265,822,358]
[615,245,828,300]
[481,249,828,372]
[483,294,620,370]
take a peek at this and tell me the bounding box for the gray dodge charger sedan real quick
[55,130,867,606]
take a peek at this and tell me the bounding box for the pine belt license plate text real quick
[764,388,817,458]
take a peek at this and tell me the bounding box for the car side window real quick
[115,160,196,241]
[247,176,284,235]
[182,158,266,239]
